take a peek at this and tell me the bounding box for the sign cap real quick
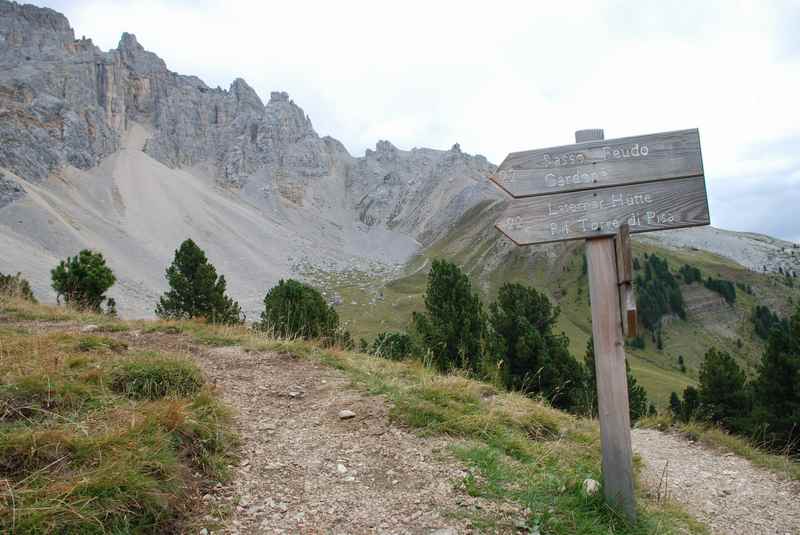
[575,129,605,143]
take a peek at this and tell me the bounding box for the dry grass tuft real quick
[0,299,237,533]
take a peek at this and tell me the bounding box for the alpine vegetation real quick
[156,239,244,324]
[51,250,116,312]
[257,279,339,340]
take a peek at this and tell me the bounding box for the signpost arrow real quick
[490,128,703,199]
[490,127,710,523]
[495,175,709,245]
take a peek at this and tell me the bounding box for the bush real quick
[51,250,116,312]
[258,279,338,340]
[156,239,243,324]
[413,259,484,373]
[489,283,585,411]
[0,271,36,301]
[371,331,415,360]
[110,358,204,400]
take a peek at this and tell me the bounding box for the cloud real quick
[35,0,800,241]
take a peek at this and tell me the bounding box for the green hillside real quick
[326,201,800,409]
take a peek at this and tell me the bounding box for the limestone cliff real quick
[0,0,497,248]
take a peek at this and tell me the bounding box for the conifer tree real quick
[258,279,338,340]
[51,250,115,312]
[752,304,800,452]
[584,337,650,422]
[156,239,243,324]
[413,259,484,373]
[698,347,750,431]
[626,359,650,422]
[669,391,683,419]
[488,282,585,411]
[681,386,700,422]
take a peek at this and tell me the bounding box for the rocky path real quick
[632,428,800,535]
[192,346,513,534]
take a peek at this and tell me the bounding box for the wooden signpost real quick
[491,128,709,522]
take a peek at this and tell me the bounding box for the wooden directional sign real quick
[490,127,711,523]
[491,129,703,199]
[496,175,709,245]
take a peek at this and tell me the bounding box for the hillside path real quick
[631,428,800,535]
[190,345,518,534]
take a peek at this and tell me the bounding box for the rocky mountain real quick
[3,1,800,411]
[1,0,798,331]
[0,0,497,316]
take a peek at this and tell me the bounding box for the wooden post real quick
[493,125,708,521]
[578,129,637,521]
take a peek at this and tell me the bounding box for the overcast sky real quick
[38,0,800,241]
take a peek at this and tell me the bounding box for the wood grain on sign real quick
[496,175,709,246]
[491,129,703,198]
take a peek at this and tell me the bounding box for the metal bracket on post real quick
[615,223,637,338]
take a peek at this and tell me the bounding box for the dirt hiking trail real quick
[632,428,800,535]
[191,345,519,534]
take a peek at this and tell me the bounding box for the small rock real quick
[288,391,301,398]
[199,529,209,535]
[337,463,347,474]
[430,528,458,535]
[81,324,99,333]
[338,409,356,420]
[582,478,600,496]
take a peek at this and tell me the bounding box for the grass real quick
[639,417,800,482]
[140,320,248,347]
[242,336,708,533]
[3,292,793,532]
[110,356,204,399]
[0,296,237,533]
[0,296,110,324]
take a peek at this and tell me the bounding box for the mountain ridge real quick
[0,0,500,317]
[1,0,798,331]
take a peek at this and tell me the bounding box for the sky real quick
[37,0,800,242]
